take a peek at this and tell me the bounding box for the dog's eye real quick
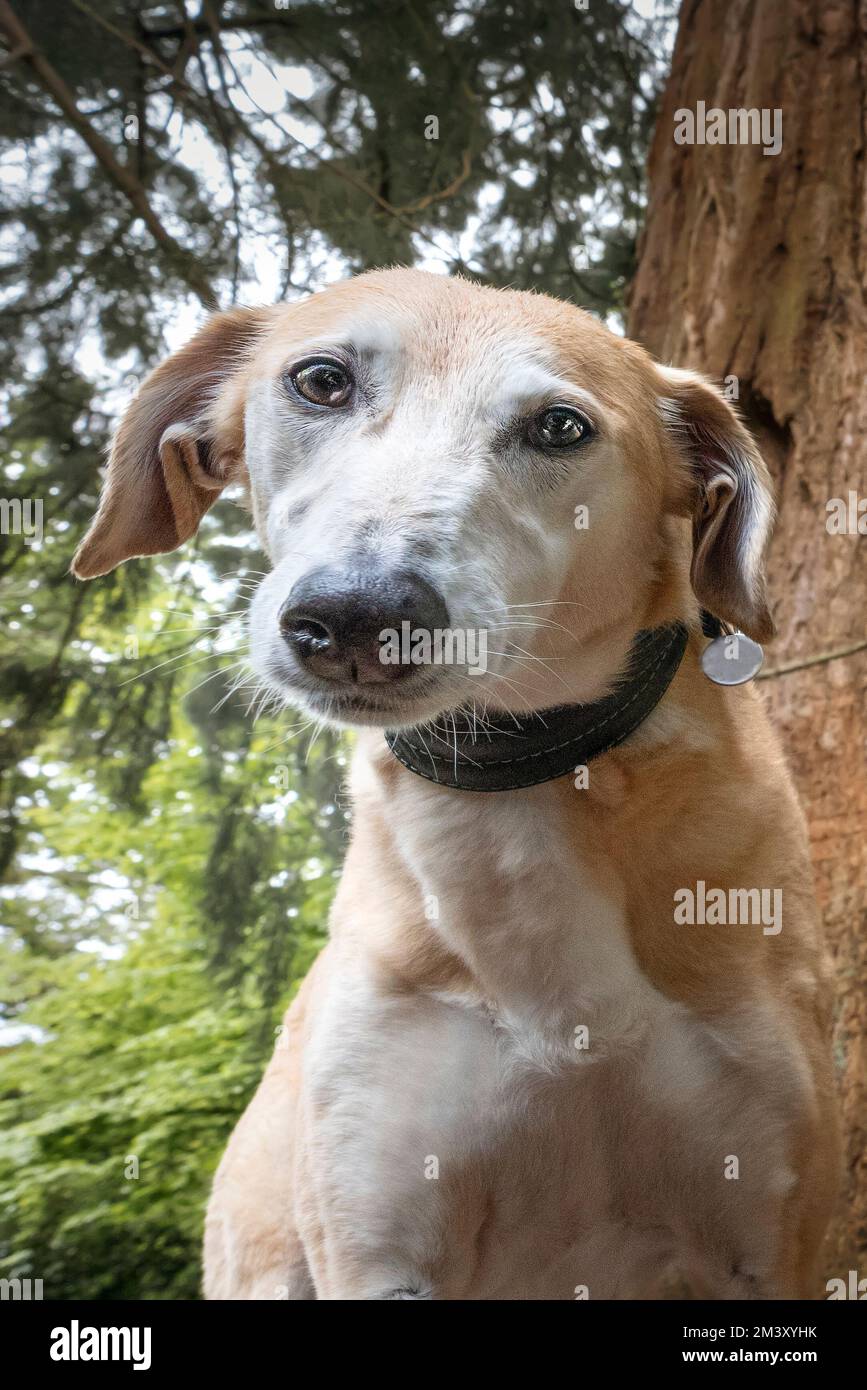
[528,405,593,450]
[288,358,353,408]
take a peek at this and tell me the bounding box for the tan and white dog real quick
[73,269,840,1300]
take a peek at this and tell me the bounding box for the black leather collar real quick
[384,621,690,792]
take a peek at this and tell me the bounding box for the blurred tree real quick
[629,0,867,1286]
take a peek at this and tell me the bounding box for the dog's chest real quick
[385,778,665,1062]
[372,780,756,1287]
[330,764,801,1297]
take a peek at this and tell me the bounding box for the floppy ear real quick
[657,366,776,642]
[72,307,271,579]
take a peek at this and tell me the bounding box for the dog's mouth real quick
[305,685,426,728]
[265,657,465,730]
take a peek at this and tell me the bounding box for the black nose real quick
[278,566,450,685]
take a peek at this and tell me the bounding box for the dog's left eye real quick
[288,358,354,408]
[528,405,593,450]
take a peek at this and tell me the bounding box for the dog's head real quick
[73,269,774,729]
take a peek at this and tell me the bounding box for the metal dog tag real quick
[701,631,764,685]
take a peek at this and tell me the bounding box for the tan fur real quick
[74,269,839,1300]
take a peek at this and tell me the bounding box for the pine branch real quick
[0,0,218,310]
[146,13,297,41]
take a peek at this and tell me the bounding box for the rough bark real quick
[629,0,867,1285]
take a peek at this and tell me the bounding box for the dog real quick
[73,268,840,1300]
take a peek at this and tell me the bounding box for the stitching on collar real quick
[396,627,681,768]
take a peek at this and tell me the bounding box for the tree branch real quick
[393,147,474,216]
[0,0,218,309]
[758,637,867,680]
[146,14,296,40]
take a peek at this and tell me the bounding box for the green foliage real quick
[0,562,345,1298]
[0,921,258,1300]
[0,0,672,1299]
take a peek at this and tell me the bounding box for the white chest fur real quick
[333,749,801,1298]
[376,767,672,1069]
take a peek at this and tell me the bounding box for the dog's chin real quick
[268,666,472,732]
[294,689,423,730]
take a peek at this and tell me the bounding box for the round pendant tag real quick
[701,632,764,685]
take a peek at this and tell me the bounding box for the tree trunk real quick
[629,0,867,1286]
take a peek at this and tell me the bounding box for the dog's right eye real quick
[287,358,354,408]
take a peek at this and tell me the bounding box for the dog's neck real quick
[384,621,689,792]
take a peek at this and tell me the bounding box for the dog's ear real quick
[72,307,272,579]
[657,366,776,642]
